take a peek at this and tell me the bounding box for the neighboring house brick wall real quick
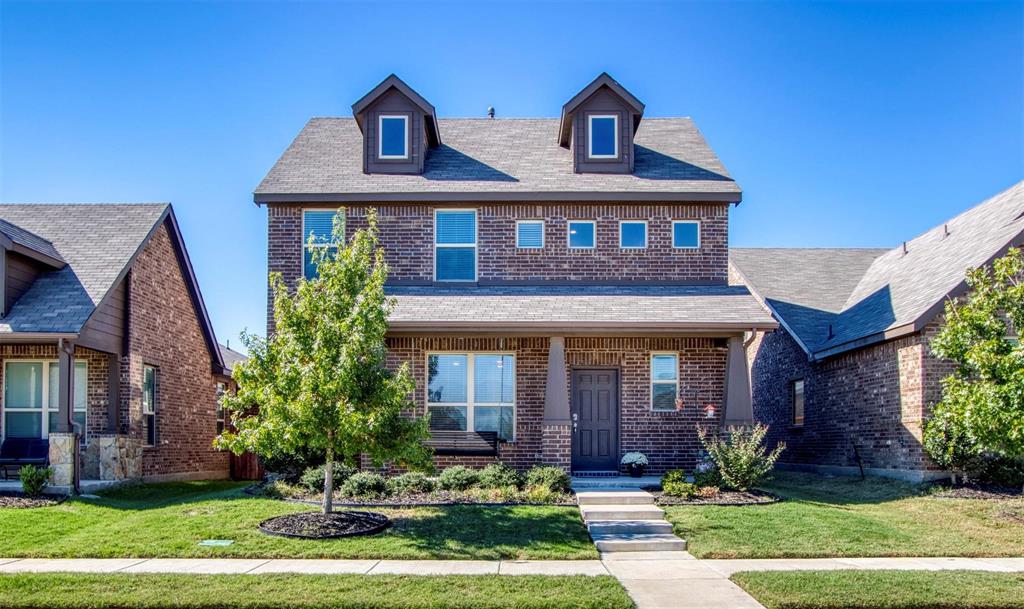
[127,222,228,479]
[386,335,726,474]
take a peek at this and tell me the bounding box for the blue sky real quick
[2,1,1021,350]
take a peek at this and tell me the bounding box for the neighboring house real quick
[730,181,1024,482]
[255,73,777,474]
[0,203,231,489]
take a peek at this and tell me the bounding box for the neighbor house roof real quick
[731,180,1024,360]
[386,285,776,333]
[0,203,226,372]
[254,117,740,203]
[218,343,247,374]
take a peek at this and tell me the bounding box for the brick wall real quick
[127,222,229,479]
[386,335,726,474]
[748,325,949,476]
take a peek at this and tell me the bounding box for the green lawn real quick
[665,471,1024,559]
[0,481,596,560]
[732,570,1024,609]
[0,573,634,609]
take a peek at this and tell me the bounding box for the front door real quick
[571,369,619,472]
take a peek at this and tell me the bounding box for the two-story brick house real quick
[256,73,776,474]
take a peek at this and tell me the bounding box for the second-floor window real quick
[516,220,544,248]
[673,221,700,249]
[435,210,477,281]
[568,220,596,249]
[378,115,409,159]
[620,221,647,249]
[588,114,618,159]
[303,209,342,280]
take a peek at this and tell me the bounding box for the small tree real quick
[697,424,785,491]
[926,248,1024,483]
[217,210,431,513]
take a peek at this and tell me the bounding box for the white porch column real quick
[723,336,754,427]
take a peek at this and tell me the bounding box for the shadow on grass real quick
[759,471,931,507]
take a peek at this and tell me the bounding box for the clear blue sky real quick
[2,1,1021,350]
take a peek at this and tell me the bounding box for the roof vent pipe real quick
[487,106,495,118]
[902,241,908,255]
[943,224,950,238]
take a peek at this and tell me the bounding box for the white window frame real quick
[142,365,157,447]
[672,220,701,249]
[516,220,545,249]
[0,359,87,442]
[378,114,409,160]
[649,352,679,412]
[567,220,597,249]
[792,379,805,426]
[433,209,478,282]
[587,114,619,159]
[425,352,516,442]
[215,382,227,435]
[302,208,343,280]
[619,220,648,249]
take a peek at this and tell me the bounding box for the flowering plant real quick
[620,452,649,467]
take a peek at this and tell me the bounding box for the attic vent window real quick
[378,115,409,159]
[588,115,618,159]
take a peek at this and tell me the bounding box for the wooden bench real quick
[425,431,500,456]
[0,438,49,480]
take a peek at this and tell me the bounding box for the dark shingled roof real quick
[218,343,247,373]
[0,218,65,265]
[0,204,169,334]
[387,285,776,331]
[731,180,1024,359]
[255,118,740,201]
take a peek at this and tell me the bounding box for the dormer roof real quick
[0,218,66,269]
[558,72,645,148]
[351,74,441,147]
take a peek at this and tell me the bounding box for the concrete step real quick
[592,533,687,553]
[571,476,661,489]
[579,504,664,522]
[576,490,654,506]
[587,519,674,535]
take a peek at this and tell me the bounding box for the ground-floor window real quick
[792,379,805,426]
[426,353,515,441]
[215,382,227,435]
[650,353,679,411]
[143,365,158,446]
[2,360,87,440]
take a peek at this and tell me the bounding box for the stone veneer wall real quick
[386,335,727,474]
[127,222,229,479]
[747,323,953,479]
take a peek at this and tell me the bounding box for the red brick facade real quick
[747,323,954,480]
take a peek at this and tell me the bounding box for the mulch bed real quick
[0,491,65,509]
[247,483,576,507]
[259,510,391,539]
[930,484,1023,500]
[651,488,780,506]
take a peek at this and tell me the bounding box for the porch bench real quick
[425,431,500,456]
[0,438,49,480]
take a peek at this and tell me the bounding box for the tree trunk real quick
[323,444,334,515]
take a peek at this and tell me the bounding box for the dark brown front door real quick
[571,369,619,472]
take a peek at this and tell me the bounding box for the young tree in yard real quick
[925,248,1024,484]
[217,210,431,513]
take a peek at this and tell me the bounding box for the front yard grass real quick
[0,481,596,560]
[665,471,1024,559]
[731,570,1024,609]
[0,573,634,609]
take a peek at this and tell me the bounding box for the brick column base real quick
[47,432,76,487]
[541,424,571,473]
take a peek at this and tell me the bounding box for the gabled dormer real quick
[351,74,441,175]
[558,73,645,174]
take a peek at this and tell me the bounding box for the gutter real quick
[253,191,742,205]
[387,319,777,334]
[0,332,79,343]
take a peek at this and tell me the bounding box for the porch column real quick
[722,336,753,427]
[55,339,75,433]
[49,339,78,490]
[541,336,572,472]
[106,353,121,433]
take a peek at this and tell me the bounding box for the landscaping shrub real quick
[692,455,723,488]
[465,485,519,503]
[525,465,571,494]
[19,465,50,497]
[661,470,697,498]
[523,484,565,504]
[299,462,356,493]
[695,485,720,499]
[338,472,388,498]
[387,472,434,494]
[436,465,480,491]
[697,424,785,491]
[478,463,523,489]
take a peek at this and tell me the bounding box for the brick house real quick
[255,73,776,475]
[0,203,232,489]
[730,181,1024,482]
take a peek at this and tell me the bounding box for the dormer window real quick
[588,115,619,159]
[378,115,409,160]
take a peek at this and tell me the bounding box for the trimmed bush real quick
[299,462,356,493]
[523,484,564,504]
[19,465,50,497]
[695,485,720,499]
[698,424,785,491]
[692,456,723,488]
[478,463,523,490]
[663,480,698,499]
[387,472,434,494]
[661,469,687,486]
[338,471,389,498]
[436,465,480,491]
[525,465,571,494]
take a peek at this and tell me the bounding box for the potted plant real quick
[621,452,649,478]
